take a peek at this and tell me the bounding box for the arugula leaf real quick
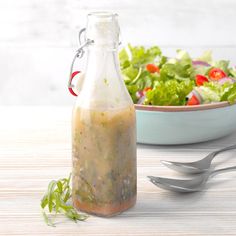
[40,173,88,227]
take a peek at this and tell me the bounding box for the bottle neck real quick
[86,44,119,56]
[76,44,133,110]
[85,45,120,80]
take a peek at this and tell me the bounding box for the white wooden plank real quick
[0,107,236,235]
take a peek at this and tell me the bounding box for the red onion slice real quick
[192,60,211,67]
[218,77,235,85]
[137,95,146,105]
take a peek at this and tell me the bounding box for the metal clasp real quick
[68,28,94,89]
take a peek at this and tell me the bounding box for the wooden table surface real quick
[1,106,236,236]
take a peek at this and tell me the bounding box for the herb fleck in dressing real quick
[72,106,136,216]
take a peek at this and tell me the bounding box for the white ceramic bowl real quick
[135,102,236,145]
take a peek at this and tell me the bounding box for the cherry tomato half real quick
[146,64,160,73]
[187,94,200,106]
[208,68,226,81]
[143,87,152,93]
[195,74,209,86]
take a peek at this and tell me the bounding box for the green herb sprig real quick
[40,173,88,227]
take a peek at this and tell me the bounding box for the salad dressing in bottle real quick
[72,12,137,217]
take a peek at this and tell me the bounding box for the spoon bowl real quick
[148,174,209,192]
[148,166,236,192]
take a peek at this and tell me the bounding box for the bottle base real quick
[73,196,136,217]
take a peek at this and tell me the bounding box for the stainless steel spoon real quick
[161,144,236,174]
[148,166,236,192]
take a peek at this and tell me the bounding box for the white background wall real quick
[1,0,236,105]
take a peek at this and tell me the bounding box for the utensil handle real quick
[205,144,236,162]
[214,144,236,155]
[211,166,236,177]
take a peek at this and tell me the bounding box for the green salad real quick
[119,44,236,106]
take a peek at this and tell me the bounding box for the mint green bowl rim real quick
[134,101,236,112]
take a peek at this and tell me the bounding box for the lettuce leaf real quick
[229,68,236,77]
[119,44,236,105]
[159,50,195,82]
[119,44,161,70]
[195,86,221,103]
[196,81,235,104]
[145,79,194,106]
[197,50,213,64]
[212,60,230,75]
[221,83,236,104]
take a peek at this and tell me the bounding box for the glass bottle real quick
[72,12,137,217]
